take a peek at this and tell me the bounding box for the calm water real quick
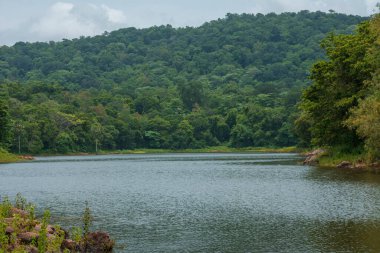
[1,153,380,252]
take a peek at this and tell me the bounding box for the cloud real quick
[0,0,377,46]
[19,2,128,43]
[101,4,127,23]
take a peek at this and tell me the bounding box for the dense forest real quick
[0,11,367,154]
[297,12,380,161]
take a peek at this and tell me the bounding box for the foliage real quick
[297,12,380,162]
[71,226,83,243]
[37,209,50,253]
[346,73,380,160]
[15,193,26,210]
[82,201,93,236]
[0,12,366,152]
[0,197,11,218]
[0,194,110,252]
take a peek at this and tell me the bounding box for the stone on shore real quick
[18,232,39,244]
[303,149,326,165]
[337,161,353,169]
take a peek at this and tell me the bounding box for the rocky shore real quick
[0,198,114,252]
[303,149,380,170]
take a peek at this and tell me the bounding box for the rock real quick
[354,162,367,170]
[337,161,353,169]
[26,245,38,253]
[5,226,14,235]
[4,218,13,224]
[11,207,29,218]
[19,155,34,160]
[34,224,41,231]
[62,239,77,251]
[303,149,326,165]
[84,231,115,253]
[18,232,39,244]
[46,224,55,234]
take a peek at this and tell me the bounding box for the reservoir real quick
[1,153,380,252]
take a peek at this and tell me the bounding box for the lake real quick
[1,153,380,252]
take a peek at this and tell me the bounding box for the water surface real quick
[1,153,380,252]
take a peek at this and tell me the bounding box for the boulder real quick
[84,231,115,253]
[354,162,367,170]
[11,207,29,218]
[303,149,326,165]
[46,224,55,234]
[5,226,14,235]
[18,232,39,244]
[62,239,77,251]
[337,161,353,169]
[34,224,41,231]
[26,245,38,253]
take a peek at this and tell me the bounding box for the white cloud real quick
[366,0,379,14]
[101,4,127,23]
[30,2,95,38]
[27,2,128,42]
[0,0,376,46]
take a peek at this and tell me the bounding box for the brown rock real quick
[4,217,13,224]
[19,155,34,160]
[18,232,39,244]
[337,161,353,169]
[303,149,326,165]
[34,224,41,231]
[46,224,55,234]
[62,239,77,251]
[5,226,14,235]
[11,207,29,218]
[27,245,38,253]
[84,231,115,253]
[354,162,367,170]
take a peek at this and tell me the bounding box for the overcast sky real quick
[0,0,378,46]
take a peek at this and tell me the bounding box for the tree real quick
[0,99,10,148]
[170,120,195,149]
[298,21,375,148]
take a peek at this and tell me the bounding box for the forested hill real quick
[0,12,367,153]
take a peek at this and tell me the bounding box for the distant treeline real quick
[0,11,366,153]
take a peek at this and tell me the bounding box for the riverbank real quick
[303,148,380,171]
[0,195,114,252]
[34,146,301,157]
[0,148,23,163]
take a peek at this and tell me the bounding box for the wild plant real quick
[37,210,50,253]
[0,217,8,252]
[26,203,36,230]
[11,214,22,234]
[15,193,26,210]
[82,201,93,236]
[0,196,12,218]
[71,226,83,243]
[47,225,65,252]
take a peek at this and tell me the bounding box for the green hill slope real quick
[0,11,367,153]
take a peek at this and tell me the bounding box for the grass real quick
[317,147,367,167]
[98,146,301,155]
[0,148,22,163]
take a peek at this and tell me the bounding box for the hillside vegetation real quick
[297,12,380,163]
[0,11,366,154]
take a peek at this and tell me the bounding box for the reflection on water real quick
[1,153,380,252]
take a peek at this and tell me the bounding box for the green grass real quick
[317,147,366,167]
[98,146,301,155]
[0,148,21,163]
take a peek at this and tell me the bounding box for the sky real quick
[0,0,378,46]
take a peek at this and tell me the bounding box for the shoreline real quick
[303,149,380,171]
[30,146,301,157]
